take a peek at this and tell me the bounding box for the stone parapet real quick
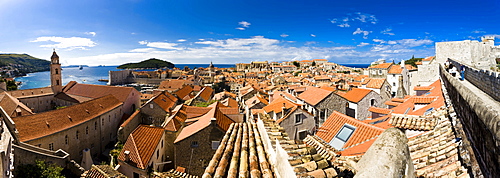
[448,59,500,102]
[440,64,500,177]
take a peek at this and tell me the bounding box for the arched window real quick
[76,130,79,139]
[370,99,376,106]
[65,135,68,144]
[56,80,60,85]
[86,126,89,135]
[55,68,59,74]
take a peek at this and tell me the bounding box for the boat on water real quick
[79,65,83,70]
[98,79,109,82]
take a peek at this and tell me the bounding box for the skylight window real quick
[329,124,356,150]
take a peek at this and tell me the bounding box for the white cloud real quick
[381,28,395,35]
[372,39,385,43]
[129,48,156,53]
[338,23,350,28]
[353,28,371,39]
[236,27,245,30]
[139,41,182,50]
[354,12,378,24]
[310,34,316,37]
[238,21,251,28]
[30,36,97,50]
[357,42,370,47]
[61,36,434,66]
[280,34,289,38]
[85,32,96,37]
[329,18,337,23]
[472,30,486,34]
[177,39,187,42]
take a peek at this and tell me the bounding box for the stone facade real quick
[347,91,381,121]
[277,107,315,141]
[436,37,498,70]
[19,104,123,163]
[174,121,225,176]
[109,70,134,85]
[313,93,347,126]
[17,94,54,113]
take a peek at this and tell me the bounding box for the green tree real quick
[292,61,300,68]
[14,160,65,178]
[312,61,316,66]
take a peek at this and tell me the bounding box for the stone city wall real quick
[440,65,500,177]
[449,59,500,102]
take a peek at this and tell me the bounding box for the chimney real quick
[401,60,405,68]
[282,103,287,116]
[124,150,131,162]
[211,118,217,126]
[81,148,93,170]
[269,91,274,103]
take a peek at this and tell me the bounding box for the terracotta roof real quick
[313,59,328,61]
[365,78,386,89]
[159,80,187,91]
[152,169,199,178]
[174,102,235,143]
[63,82,136,103]
[14,95,122,142]
[411,96,437,104]
[0,92,34,117]
[175,86,193,100]
[387,65,403,74]
[152,92,178,112]
[297,86,333,106]
[368,63,392,69]
[341,88,373,103]
[389,114,437,131]
[197,86,213,101]
[83,164,126,178]
[391,98,406,103]
[405,64,417,70]
[408,107,469,177]
[118,125,165,170]
[385,101,401,106]
[221,98,238,108]
[316,111,384,149]
[262,95,298,114]
[415,61,423,65]
[368,106,392,114]
[422,56,435,61]
[121,110,140,128]
[6,87,54,98]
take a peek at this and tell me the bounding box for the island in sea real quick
[117,58,174,69]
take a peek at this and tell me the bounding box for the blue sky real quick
[0,0,499,65]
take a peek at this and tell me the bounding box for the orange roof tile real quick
[152,92,178,112]
[341,88,373,103]
[385,101,401,106]
[118,125,164,169]
[175,85,193,100]
[63,82,137,103]
[368,106,392,114]
[198,86,213,101]
[313,59,328,61]
[422,56,435,61]
[405,64,417,70]
[368,63,392,69]
[365,78,386,89]
[297,86,333,106]
[316,111,385,149]
[174,102,235,143]
[411,96,437,104]
[14,95,122,142]
[262,96,298,114]
[387,65,403,74]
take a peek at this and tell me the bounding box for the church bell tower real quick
[50,49,62,94]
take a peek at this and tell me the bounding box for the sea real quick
[15,63,369,90]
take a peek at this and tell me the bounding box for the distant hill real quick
[117,58,175,69]
[0,54,50,76]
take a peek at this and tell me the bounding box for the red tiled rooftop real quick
[316,111,385,149]
[368,106,392,114]
[387,65,403,74]
[118,125,165,169]
[368,63,392,69]
[422,56,435,61]
[14,95,122,142]
[297,86,333,106]
[341,88,373,103]
[365,78,386,89]
[414,86,434,91]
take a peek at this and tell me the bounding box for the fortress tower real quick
[50,49,62,94]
